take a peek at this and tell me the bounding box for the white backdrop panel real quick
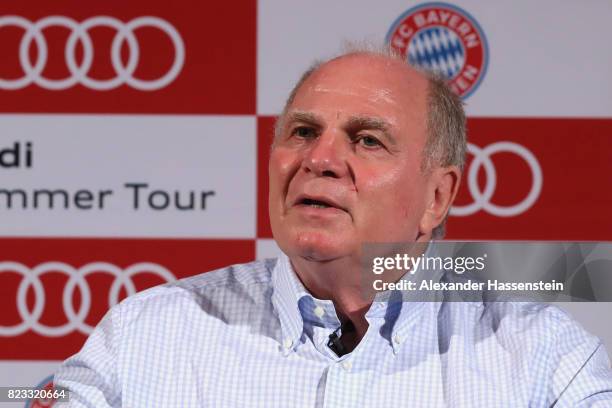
[0,115,256,238]
[258,0,612,117]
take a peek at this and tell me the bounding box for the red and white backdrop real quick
[1,0,611,401]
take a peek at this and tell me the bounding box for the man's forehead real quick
[307,53,428,94]
[291,53,429,115]
[309,83,399,106]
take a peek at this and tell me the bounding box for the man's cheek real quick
[272,147,301,169]
[359,167,401,191]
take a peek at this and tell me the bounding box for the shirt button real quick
[313,306,325,318]
[341,360,352,371]
[283,338,293,350]
[393,334,402,345]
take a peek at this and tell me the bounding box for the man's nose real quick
[302,131,349,178]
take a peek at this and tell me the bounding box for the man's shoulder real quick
[476,301,602,352]
[441,300,601,354]
[483,300,587,329]
[113,258,280,323]
[173,257,278,294]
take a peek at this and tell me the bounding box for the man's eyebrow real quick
[345,115,397,145]
[284,111,323,127]
[282,112,397,145]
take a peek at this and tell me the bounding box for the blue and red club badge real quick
[386,2,489,99]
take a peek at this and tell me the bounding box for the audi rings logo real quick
[0,261,176,337]
[0,15,185,91]
[451,141,543,217]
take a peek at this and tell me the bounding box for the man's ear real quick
[419,166,461,236]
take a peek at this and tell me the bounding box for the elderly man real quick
[55,47,612,407]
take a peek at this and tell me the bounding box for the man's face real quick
[269,54,433,262]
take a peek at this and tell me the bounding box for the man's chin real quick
[283,231,352,262]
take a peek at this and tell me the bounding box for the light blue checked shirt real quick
[55,254,612,407]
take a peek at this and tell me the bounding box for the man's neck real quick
[289,255,389,346]
[288,239,431,350]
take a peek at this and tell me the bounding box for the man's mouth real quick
[300,198,333,209]
[294,195,346,212]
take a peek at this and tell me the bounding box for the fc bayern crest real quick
[386,2,489,98]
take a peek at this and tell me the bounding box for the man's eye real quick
[292,126,316,138]
[358,135,383,148]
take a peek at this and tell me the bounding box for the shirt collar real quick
[364,241,444,353]
[271,250,437,355]
[271,253,307,355]
[391,241,464,352]
[369,293,429,353]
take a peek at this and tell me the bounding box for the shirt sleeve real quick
[552,315,612,407]
[53,304,122,408]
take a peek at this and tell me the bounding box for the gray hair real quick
[274,44,466,239]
